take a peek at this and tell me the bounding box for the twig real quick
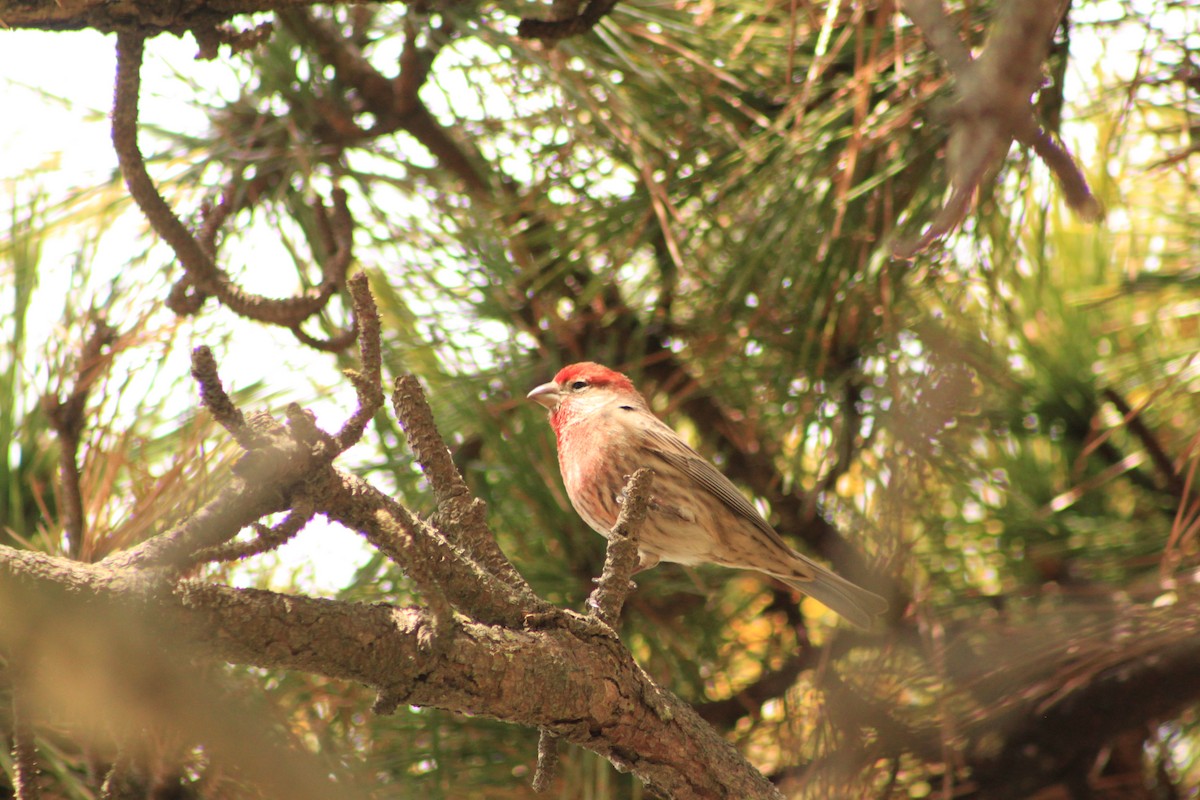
[166,275,207,316]
[190,346,253,446]
[281,10,490,195]
[335,272,383,451]
[42,318,115,560]
[1102,387,1184,499]
[391,375,536,597]
[1021,124,1103,221]
[531,729,561,793]
[391,376,472,506]
[586,468,653,627]
[184,500,314,568]
[11,685,41,800]
[289,321,359,352]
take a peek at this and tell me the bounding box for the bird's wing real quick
[633,412,888,627]
[635,416,797,554]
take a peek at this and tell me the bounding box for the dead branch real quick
[183,500,315,567]
[112,30,348,330]
[895,0,1101,257]
[391,375,539,600]
[41,318,115,560]
[10,683,41,800]
[335,272,383,451]
[531,729,562,793]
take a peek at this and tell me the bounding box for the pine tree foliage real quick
[1,0,1199,797]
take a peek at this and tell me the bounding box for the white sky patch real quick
[1,28,374,594]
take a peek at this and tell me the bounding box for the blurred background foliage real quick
[2,0,1199,797]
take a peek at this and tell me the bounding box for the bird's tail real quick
[772,556,888,629]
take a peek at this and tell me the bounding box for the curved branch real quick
[894,0,1098,256]
[111,31,345,326]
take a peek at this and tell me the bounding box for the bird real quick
[527,361,888,628]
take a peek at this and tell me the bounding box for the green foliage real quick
[4,0,1200,797]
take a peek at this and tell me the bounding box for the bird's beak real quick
[526,381,561,410]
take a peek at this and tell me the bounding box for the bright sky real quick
[1,29,374,593]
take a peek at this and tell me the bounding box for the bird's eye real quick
[570,380,588,391]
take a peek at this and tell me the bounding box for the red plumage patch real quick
[553,362,636,393]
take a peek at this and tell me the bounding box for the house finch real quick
[528,362,887,628]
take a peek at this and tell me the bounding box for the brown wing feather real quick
[637,419,800,557]
[630,412,888,627]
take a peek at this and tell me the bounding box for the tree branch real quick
[968,621,1200,798]
[895,0,1100,256]
[517,0,620,42]
[335,271,383,451]
[280,9,492,196]
[183,500,314,568]
[392,375,539,602]
[0,0,372,34]
[112,30,347,328]
[1102,387,1185,499]
[10,683,41,800]
[41,318,115,560]
[0,545,784,800]
[587,468,653,627]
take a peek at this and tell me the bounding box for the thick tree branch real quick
[0,0,373,34]
[0,558,374,800]
[0,546,783,800]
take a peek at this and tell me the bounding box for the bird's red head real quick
[552,362,636,394]
[527,362,642,425]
